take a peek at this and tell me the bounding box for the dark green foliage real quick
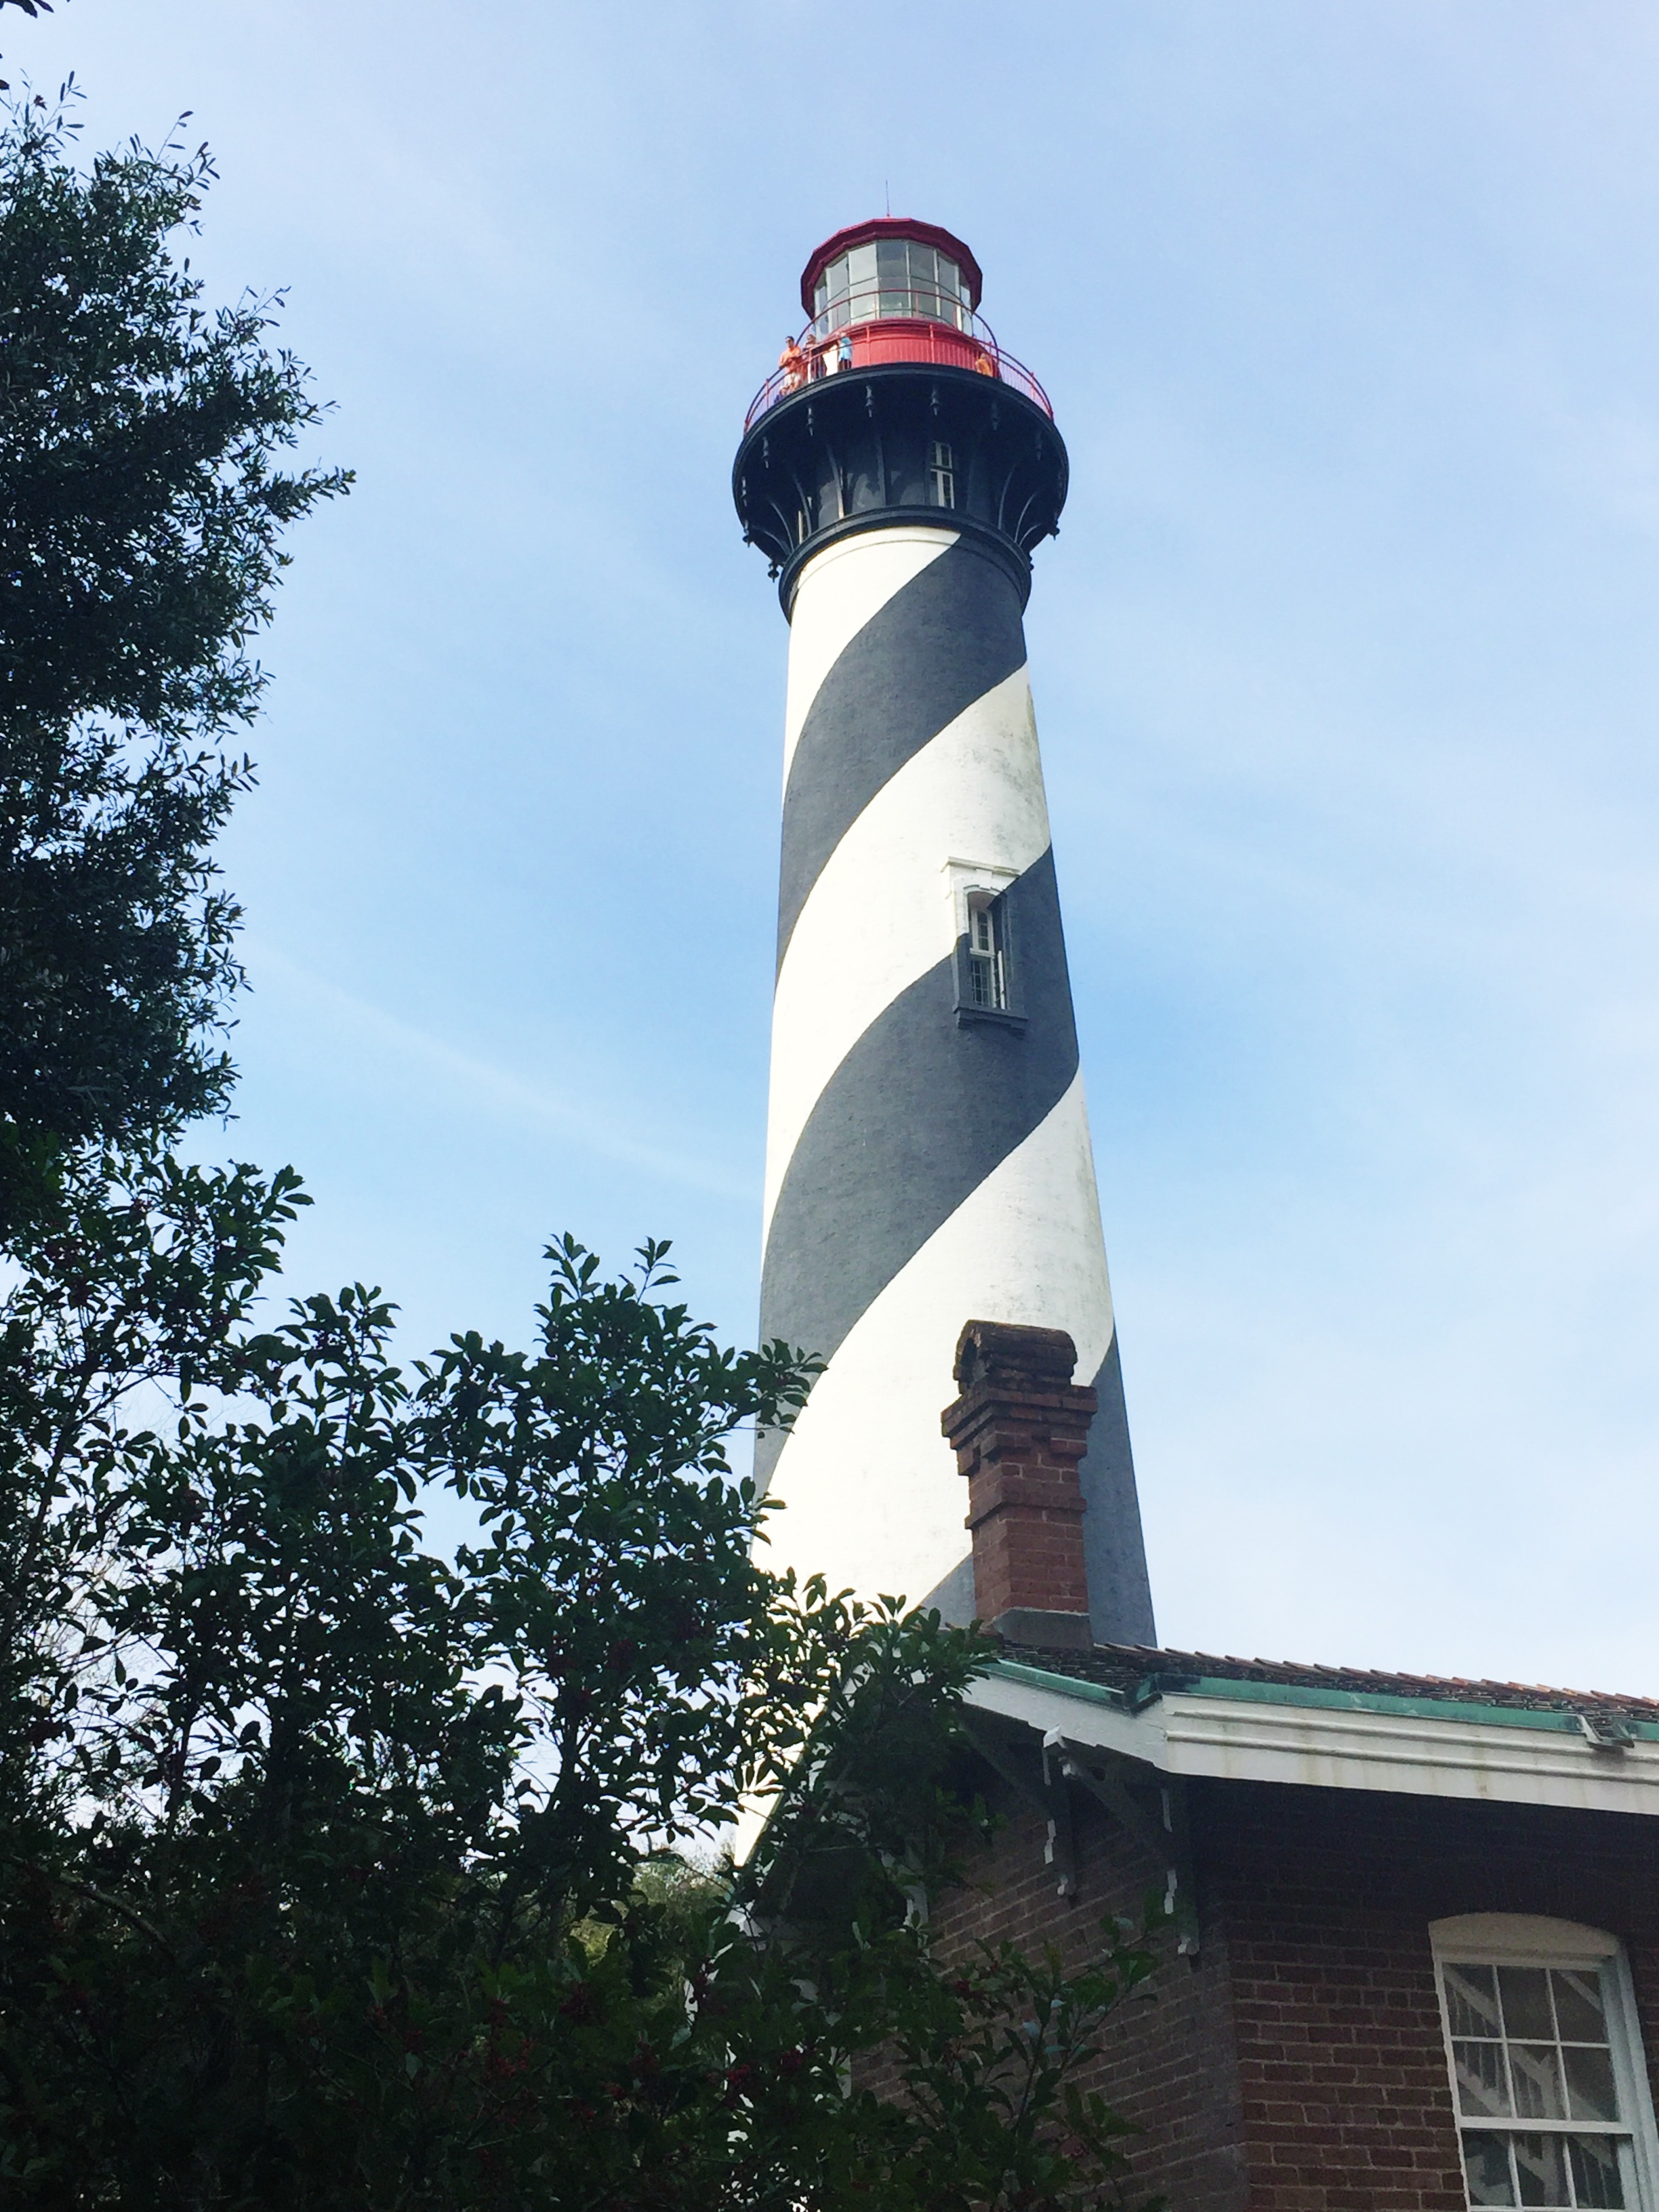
[0,77,1155,2212]
[0,91,348,1225]
[0,1141,310,1835]
[420,1235,819,1912]
[0,1181,1158,2207]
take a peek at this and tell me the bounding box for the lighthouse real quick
[733,220,1155,1647]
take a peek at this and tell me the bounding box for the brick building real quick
[938,1320,1659,2212]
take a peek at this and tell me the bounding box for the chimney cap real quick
[952,1318,1078,1394]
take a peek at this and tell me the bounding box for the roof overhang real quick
[967,1658,1659,1820]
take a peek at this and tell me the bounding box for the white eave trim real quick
[964,1664,1659,1818]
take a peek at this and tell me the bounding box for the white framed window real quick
[928,438,956,509]
[944,859,1023,1031]
[964,888,1005,1010]
[1433,1915,1659,2212]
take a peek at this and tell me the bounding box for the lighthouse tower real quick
[733,220,1155,1646]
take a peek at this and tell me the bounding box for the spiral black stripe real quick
[776,536,1026,968]
[1077,1333,1155,1646]
[756,846,1077,1488]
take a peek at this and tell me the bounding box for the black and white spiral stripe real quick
[756,523,1155,1646]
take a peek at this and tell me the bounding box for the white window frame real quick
[944,861,1015,954]
[1431,1914,1659,2212]
[962,888,1006,1010]
[943,859,1019,1025]
[928,438,956,510]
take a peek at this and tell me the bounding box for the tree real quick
[0,1192,1157,2207]
[0,81,1158,2212]
[0,91,348,1230]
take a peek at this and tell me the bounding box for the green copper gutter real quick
[984,1658,1659,1742]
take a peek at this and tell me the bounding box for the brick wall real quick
[926,1770,1250,2210]
[925,1767,1659,2211]
[1200,1780,1659,2212]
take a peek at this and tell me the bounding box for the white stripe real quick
[782,525,958,783]
[756,1071,1115,1610]
[762,663,1052,1237]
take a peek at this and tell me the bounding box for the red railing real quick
[743,302,1053,431]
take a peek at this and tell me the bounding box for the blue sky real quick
[24,1,1659,1692]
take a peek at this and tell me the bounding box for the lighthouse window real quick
[812,241,968,333]
[928,440,956,508]
[965,893,1006,1010]
[877,237,911,316]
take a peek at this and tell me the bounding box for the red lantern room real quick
[745,218,1052,430]
[804,218,981,329]
[735,217,1067,608]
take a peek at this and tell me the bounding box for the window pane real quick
[1511,2045,1568,2121]
[876,241,908,315]
[825,255,850,302]
[1500,1969,1557,2043]
[1567,2135,1626,2210]
[1464,2133,1519,2207]
[1564,2047,1620,2125]
[933,255,964,327]
[1448,1965,1504,2039]
[1457,2041,1514,2118]
[1554,1972,1610,2047]
[846,243,877,298]
[1513,2132,1569,2208]
[908,243,948,321]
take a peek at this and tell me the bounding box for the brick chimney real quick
[941,1319,1097,1652]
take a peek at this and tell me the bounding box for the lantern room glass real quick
[812,239,967,334]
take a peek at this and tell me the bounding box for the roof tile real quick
[996,1639,1659,1717]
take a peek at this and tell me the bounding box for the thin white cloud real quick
[246,939,754,1204]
